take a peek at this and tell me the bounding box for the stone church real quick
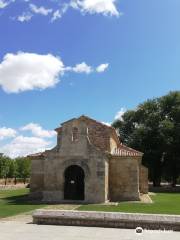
[29,115,148,203]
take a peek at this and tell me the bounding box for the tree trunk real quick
[171,158,177,187]
[153,178,161,187]
[172,176,177,187]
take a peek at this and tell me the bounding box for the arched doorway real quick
[64,165,85,200]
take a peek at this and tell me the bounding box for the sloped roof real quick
[79,115,113,129]
[112,144,143,157]
[28,115,143,159]
[56,115,114,130]
[55,115,118,134]
[27,152,45,159]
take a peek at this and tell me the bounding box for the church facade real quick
[29,115,148,203]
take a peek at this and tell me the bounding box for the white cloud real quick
[0,135,51,158]
[0,52,109,93]
[0,52,64,93]
[51,0,120,21]
[96,63,109,72]
[102,122,111,126]
[29,4,52,16]
[69,62,109,74]
[51,9,62,22]
[70,0,120,16]
[72,62,93,74]
[21,123,56,138]
[0,0,14,9]
[114,108,126,121]
[2,0,121,22]
[0,0,8,8]
[51,4,69,22]
[0,127,17,140]
[17,12,32,22]
[65,62,94,74]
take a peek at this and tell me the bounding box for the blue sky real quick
[0,0,179,157]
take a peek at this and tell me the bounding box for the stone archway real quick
[64,165,85,200]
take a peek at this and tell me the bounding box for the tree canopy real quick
[0,155,30,185]
[112,91,180,186]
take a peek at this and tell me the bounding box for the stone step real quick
[33,210,180,231]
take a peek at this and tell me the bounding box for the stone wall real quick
[30,158,44,199]
[109,156,140,201]
[79,116,120,153]
[81,117,111,152]
[41,118,109,203]
[139,165,149,194]
[30,116,145,203]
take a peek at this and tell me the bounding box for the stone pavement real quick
[0,219,180,240]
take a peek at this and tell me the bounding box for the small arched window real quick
[72,127,78,142]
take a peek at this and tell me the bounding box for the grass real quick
[0,188,46,218]
[0,189,180,218]
[78,193,180,215]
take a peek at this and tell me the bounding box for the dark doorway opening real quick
[64,165,85,200]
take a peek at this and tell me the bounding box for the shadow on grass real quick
[149,186,180,194]
[4,194,46,205]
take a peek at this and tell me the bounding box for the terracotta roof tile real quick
[112,144,143,157]
[27,152,45,158]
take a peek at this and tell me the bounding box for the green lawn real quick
[0,188,46,218]
[1,189,180,218]
[78,193,180,215]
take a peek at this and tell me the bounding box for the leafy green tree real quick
[16,157,31,184]
[0,155,11,185]
[13,160,18,185]
[112,91,180,187]
[159,92,180,186]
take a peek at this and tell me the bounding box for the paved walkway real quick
[0,218,180,240]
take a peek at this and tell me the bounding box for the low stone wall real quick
[0,184,28,190]
[33,210,180,231]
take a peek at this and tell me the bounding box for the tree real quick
[159,92,180,186]
[0,155,11,185]
[0,155,31,185]
[16,157,31,184]
[112,91,180,187]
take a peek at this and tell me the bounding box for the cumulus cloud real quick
[17,12,32,22]
[2,0,121,22]
[29,4,53,16]
[71,62,93,74]
[0,52,109,93]
[67,62,109,74]
[0,127,17,140]
[0,122,56,157]
[0,52,64,93]
[0,136,51,158]
[70,0,120,16]
[21,123,56,138]
[114,107,126,121]
[96,63,109,72]
[48,0,120,23]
